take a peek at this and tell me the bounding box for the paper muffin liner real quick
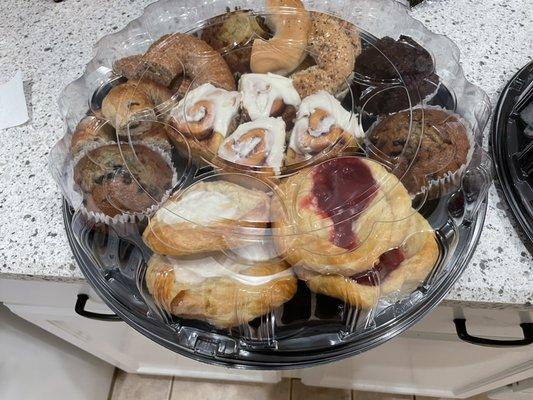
[73,141,178,225]
[366,104,475,201]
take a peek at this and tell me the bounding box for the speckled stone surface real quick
[0,0,531,307]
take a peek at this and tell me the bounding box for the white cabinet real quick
[0,278,281,383]
[298,307,533,398]
[1,277,532,398]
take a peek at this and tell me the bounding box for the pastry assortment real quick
[63,0,476,330]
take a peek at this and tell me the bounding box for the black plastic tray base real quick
[491,61,533,243]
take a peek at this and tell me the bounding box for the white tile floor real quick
[109,370,492,400]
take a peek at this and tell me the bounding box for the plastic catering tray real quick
[492,61,533,243]
[50,0,492,368]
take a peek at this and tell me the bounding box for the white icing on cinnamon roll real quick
[239,73,301,120]
[170,83,241,140]
[289,90,362,155]
[218,117,286,171]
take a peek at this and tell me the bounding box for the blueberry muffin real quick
[369,108,470,195]
[74,144,174,219]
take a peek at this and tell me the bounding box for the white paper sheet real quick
[0,71,29,130]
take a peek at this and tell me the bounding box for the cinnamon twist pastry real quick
[292,13,361,98]
[250,0,311,76]
[113,34,236,92]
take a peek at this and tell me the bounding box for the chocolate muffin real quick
[356,35,434,81]
[354,73,440,116]
[352,35,439,115]
[368,108,470,196]
[74,144,174,219]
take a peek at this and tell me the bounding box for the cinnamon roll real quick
[287,91,362,164]
[218,117,286,173]
[239,73,301,129]
[167,83,241,159]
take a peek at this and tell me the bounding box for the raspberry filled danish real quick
[167,83,241,159]
[239,73,301,129]
[272,157,438,308]
[287,91,362,164]
[218,117,286,173]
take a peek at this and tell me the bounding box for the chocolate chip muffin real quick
[352,35,439,115]
[74,144,174,220]
[369,108,470,196]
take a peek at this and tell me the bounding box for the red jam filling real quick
[307,158,378,249]
[351,248,406,286]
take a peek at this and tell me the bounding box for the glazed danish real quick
[272,157,438,307]
[145,253,296,328]
[143,180,271,256]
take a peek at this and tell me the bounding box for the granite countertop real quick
[0,0,531,307]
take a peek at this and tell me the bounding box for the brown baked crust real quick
[272,158,417,276]
[369,108,470,194]
[112,33,236,91]
[70,115,115,157]
[145,254,297,328]
[113,55,144,81]
[299,213,438,308]
[74,144,173,218]
[143,181,271,256]
[101,80,172,131]
[292,13,359,98]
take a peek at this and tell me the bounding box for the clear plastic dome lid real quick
[51,0,493,368]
